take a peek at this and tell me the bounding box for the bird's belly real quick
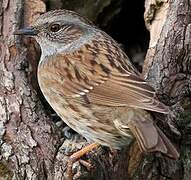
[58,104,133,148]
[41,90,133,148]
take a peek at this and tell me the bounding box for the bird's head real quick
[14,9,95,57]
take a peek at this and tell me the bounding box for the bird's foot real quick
[51,114,99,179]
[66,143,99,180]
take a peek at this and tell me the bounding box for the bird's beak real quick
[14,27,38,36]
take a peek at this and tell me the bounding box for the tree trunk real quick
[0,0,190,179]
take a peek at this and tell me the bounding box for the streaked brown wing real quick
[40,33,169,114]
[87,72,169,113]
[53,62,169,113]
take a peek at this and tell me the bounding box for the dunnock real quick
[14,9,179,179]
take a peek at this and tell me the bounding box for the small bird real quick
[14,9,179,178]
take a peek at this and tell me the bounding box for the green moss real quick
[0,161,13,180]
[47,0,122,27]
[61,0,111,21]
[46,0,122,27]
[155,0,164,8]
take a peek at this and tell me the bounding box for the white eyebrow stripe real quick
[62,25,72,31]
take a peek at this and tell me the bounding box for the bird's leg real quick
[66,143,99,180]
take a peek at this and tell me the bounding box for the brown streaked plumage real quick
[14,9,179,168]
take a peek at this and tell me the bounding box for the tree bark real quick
[0,0,61,179]
[0,0,190,180]
[140,0,191,179]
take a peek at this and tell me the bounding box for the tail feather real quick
[127,112,179,159]
[155,127,179,159]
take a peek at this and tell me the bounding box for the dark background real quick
[46,0,149,72]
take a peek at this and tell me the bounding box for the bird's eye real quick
[49,24,61,32]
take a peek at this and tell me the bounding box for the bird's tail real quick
[127,111,179,159]
[153,126,179,159]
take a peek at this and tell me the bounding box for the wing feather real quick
[40,34,169,114]
[87,74,169,113]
